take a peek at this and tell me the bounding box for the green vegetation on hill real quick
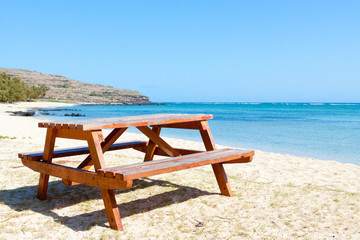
[0,72,48,102]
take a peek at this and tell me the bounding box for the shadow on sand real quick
[0,178,215,231]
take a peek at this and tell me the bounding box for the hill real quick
[0,68,151,105]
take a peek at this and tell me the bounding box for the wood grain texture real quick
[98,149,254,181]
[22,158,132,189]
[137,126,181,157]
[84,130,125,231]
[198,121,233,197]
[38,114,212,130]
[100,189,124,231]
[144,126,161,162]
[37,128,57,200]
[86,130,106,170]
[55,129,91,140]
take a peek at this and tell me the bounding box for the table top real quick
[38,113,213,131]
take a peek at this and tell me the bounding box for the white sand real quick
[1,101,359,239]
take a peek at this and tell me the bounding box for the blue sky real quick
[0,1,359,102]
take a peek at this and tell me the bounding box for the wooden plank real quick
[100,149,231,173]
[118,150,251,176]
[19,141,147,161]
[22,159,132,189]
[120,150,252,181]
[37,128,57,200]
[98,149,254,181]
[137,126,181,158]
[38,114,213,130]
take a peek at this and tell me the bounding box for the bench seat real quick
[18,141,148,161]
[98,148,254,181]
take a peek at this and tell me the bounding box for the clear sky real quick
[0,1,359,102]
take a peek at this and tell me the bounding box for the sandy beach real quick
[1,102,359,239]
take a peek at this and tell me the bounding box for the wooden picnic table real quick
[19,113,254,231]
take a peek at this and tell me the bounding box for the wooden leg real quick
[199,121,216,151]
[37,128,57,200]
[211,163,233,197]
[86,130,107,171]
[199,121,233,197]
[87,130,124,230]
[100,189,123,231]
[144,126,161,161]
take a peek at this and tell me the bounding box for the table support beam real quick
[137,126,181,157]
[144,126,161,162]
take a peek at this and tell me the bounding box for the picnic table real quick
[19,113,254,231]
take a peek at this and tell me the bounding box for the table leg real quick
[100,189,124,231]
[86,130,124,230]
[199,121,233,197]
[37,128,57,200]
[144,126,161,161]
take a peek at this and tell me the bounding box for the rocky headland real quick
[0,67,151,105]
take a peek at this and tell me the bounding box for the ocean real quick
[39,102,360,165]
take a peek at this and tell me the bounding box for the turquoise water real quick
[39,103,360,165]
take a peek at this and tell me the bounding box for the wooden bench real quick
[19,146,254,229]
[18,114,255,231]
[19,146,253,189]
[19,141,148,161]
[98,148,254,181]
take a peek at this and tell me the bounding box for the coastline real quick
[1,101,360,239]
